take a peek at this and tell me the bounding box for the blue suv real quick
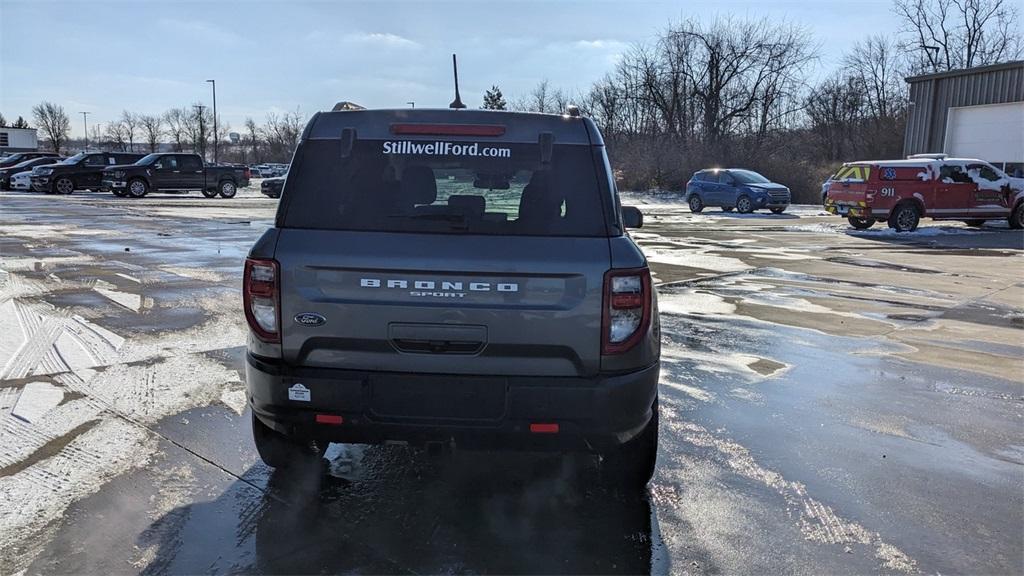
[685,169,791,214]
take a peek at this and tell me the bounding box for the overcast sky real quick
[1,0,900,137]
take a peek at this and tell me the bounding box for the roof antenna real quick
[449,53,466,109]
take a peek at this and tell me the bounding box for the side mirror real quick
[622,206,643,228]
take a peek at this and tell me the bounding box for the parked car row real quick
[825,155,1024,231]
[251,163,288,178]
[0,151,249,198]
[0,155,65,190]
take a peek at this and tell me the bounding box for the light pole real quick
[80,112,90,151]
[407,101,415,108]
[206,79,218,164]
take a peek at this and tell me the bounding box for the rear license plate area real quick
[369,374,506,422]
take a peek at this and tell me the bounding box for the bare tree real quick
[32,102,71,152]
[529,79,551,113]
[183,104,213,158]
[843,35,906,121]
[262,109,304,162]
[139,114,164,152]
[894,0,1022,73]
[105,120,129,152]
[805,74,866,161]
[163,108,188,151]
[245,117,260,163]
[89,124,105,150]
[667,17,815,143]
[121,111,139,152]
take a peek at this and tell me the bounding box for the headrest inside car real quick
[401,166,437,205]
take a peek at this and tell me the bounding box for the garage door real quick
[944,102,1024,163]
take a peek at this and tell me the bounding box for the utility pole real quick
[80,112,91,151]
[193,104,206,160]
[407,101,415,108]
[206,79,218,164]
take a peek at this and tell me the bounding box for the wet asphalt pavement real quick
[1,188,1022,575]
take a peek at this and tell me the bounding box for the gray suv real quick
[244,108,660,488]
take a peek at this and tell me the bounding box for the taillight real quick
[602,267,652,355]
[243,258,280,343]
[244,168,251,179]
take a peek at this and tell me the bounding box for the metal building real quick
[0,127,39,154]
[904,60,1024,172]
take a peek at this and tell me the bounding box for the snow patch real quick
[11,382,64,423]
[659,291,737,316]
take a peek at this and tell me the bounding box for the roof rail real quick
[907,153,947,159]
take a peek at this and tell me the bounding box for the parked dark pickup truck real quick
[101,153,250,198]
[30,151,144,194]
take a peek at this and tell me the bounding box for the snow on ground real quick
[787,222,985,236]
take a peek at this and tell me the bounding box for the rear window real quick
[835,164,872,182]
[279,139,609,236]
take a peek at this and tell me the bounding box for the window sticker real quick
[382,141,511,158]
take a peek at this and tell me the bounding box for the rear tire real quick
[888,203,920,232]
[601,398,658,491]
[847,216,875,230]
[251,412,322,469]
[736,195,753,213]
[688,195,704,213]
[1009,203,1024,230]
[218,180,237,198]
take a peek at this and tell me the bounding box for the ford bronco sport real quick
[244,108,660,488]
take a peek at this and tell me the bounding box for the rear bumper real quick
[825,199,873,218]
[245,353,660,452]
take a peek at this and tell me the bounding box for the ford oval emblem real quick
[294,312,326,327]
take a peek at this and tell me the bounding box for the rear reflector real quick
[529,423,559,434]
[390,123,506,137]
[315,414,343,425]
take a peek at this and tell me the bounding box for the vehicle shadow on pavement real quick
[844,225,1024,250]
[137,445,664,575]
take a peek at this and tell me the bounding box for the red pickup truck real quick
[825,157,1024,232]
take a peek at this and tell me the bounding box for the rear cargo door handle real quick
[388,323,487,355]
